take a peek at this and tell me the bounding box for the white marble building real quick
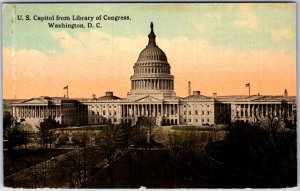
[11,23,296,127]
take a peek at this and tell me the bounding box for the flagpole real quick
[248,82,250,96]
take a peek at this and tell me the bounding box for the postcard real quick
[2,3,297,189]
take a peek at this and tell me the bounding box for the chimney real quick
[284,89,288,97]
[106,91,113,96]
[213,92,217,98]
[92,94,96,99]
[188,81,191,96]
[193,91,200,95]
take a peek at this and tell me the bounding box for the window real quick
[207,118,210,122]
[92,111,95,115]
[202,118,204,122]
[195,110,198,115]
[109,111,111,116]
[202,111,205,115]
[103,110,106,115]
[207,111,210,115]
[189,111,191,115]
[189,118,191,122]
[184,119,186,122]
[196,119,198,122]
[97,112,99,115]
[184,111,187,115]
[114,112,117,115]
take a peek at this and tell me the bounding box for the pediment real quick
[21,98,49,104]
[134,95,162,103]
[250,96,282,102]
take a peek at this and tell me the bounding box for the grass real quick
[171,125,228,131]
[54,124,110,131]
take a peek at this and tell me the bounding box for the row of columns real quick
[121,103,178,118]
[237,104,293,118]
[132,79,173,90]
[134,67,169,75]
[13,105,61,118]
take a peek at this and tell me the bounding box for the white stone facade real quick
[11,23,296,127]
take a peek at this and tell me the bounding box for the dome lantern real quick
[148,22,156,46]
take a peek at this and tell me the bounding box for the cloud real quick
[232,4,258,32]
[271,28,294,41]
[193,23,204,31]
[3,30,296,99]
[234,13,259,32]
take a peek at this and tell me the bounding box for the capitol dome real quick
[137,44,167,62]
[128,22,176,98]
[136,22,168,62]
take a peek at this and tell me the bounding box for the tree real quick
[166,131,201,188]
[119,121,134,150]
[135,116,158,150]
[95,125,124,187]
[39,117,60,149]
[167,131,200,164]
[3,111,12,138]
[96,125,124,166]
[6,125,29,172]
[223,120,297,187]
[66,147,94,188]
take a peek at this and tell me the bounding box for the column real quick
[166,104,168,116]
[158,80,160,89]
[247,104,250,118]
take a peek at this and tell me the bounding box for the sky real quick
[2,3,296,99]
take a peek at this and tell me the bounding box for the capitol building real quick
[12,23,296,127]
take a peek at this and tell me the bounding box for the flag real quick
[63,85,68,90]
[245,83,250,87]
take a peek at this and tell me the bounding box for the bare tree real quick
[38,117,60,149]
[95,125,124,187]
[135,116,158,150]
